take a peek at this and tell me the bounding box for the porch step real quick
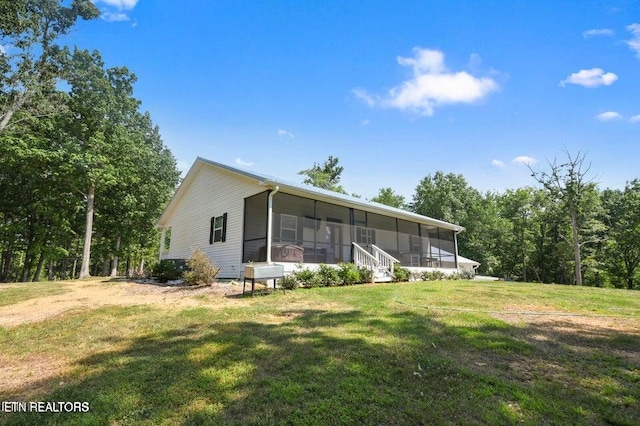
[373,271,394,283]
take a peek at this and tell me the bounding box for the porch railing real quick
[352,242,379,272]
[372,244,399,277]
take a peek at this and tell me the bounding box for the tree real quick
[0,0,99,133]
[498,188,537,281]
[371,187,406,209]
[298,156,347,194]
[61,49,143,278]
[601,181,640,289]
[530,151,602,286]
[411,172,481,225]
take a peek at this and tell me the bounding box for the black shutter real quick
[221,213,228,242]
[209,217,215,244]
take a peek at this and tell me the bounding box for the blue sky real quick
[69,0,640,200]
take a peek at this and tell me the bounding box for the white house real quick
[156,158,473,281]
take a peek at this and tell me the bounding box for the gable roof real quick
[157,157,465,232]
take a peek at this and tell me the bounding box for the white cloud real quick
[354,47,499,116]
[560,68,618,88]
[101,12,129,22]
[361,119,370,126]
[235,158,254,167]
[582,28,613,38]
[0,45,7,55]
[629,114,640,123]
[94,0,138,22]
[94,0,139,10]
[492,159,505,168]
[596,111,623,121]
[627,23,640,57]
[512,156,537,166]
[277,129,294,138]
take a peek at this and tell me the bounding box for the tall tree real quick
[61,49,141,278]
[371,187,406,209]
[0,0,99,133]
[411,172,481,225]
[498,188,537,281]
[298,156,347,194]
[530,151,602,285]
[601,181,640,289]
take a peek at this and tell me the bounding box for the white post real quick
[266,186,280,264]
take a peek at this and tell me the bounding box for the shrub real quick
[393,263,411,282]
[153,259,187,283]
[337,262,360,286]
[422,270,445,281]
[279,274,299,290]
[458,269,475,280]
[358,267,373,284]
[317,264,340,287]
[183,247,220,285]
[294,266,321,288]
[410,270,423,281]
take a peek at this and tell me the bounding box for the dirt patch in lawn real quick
[0,279,248,328]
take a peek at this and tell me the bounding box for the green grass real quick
[1,280,639,425]
[0,281,70,307]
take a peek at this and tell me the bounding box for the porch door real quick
[326,222,342,263]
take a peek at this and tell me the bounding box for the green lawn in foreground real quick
[1,280,639,425]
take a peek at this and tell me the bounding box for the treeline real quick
[0,1,180,282]
[303,156,640,290]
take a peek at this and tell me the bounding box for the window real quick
[356,226,375,245]
[210,213,227,243]
[280,214,298,242]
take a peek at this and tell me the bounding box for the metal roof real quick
[158,157,465,232]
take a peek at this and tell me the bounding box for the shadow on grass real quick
[2,306,639,425]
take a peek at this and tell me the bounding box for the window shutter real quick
[221,213,228,242]
[209,217,215,244]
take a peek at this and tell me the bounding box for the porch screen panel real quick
[316,201,351,264]
[421,225,440,267]
[272,193,315,262]
[397,220,421,266]
[437,229,457,268]
[242,191,268,262]
[367,213,398,256]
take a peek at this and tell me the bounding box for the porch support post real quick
[266,186,280,264]
[453,230,460,270]
[159,227,166,260]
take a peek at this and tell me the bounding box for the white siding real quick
[163,165,264,279]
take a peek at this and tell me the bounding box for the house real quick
[156,157,471,281]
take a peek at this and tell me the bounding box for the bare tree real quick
[529,151,601,286]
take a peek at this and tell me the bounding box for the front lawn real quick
[1,280,638,425]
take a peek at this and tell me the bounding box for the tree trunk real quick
[32,250,46,282]
[110,235,121,277]
[569,207,582,286]
[628,277,634,290]
[0,91,28,134]
[21,234,35,282]
[102,258,109,276]
[48,260,55,281]
[125,254,131,278]
[79,183,95,279]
